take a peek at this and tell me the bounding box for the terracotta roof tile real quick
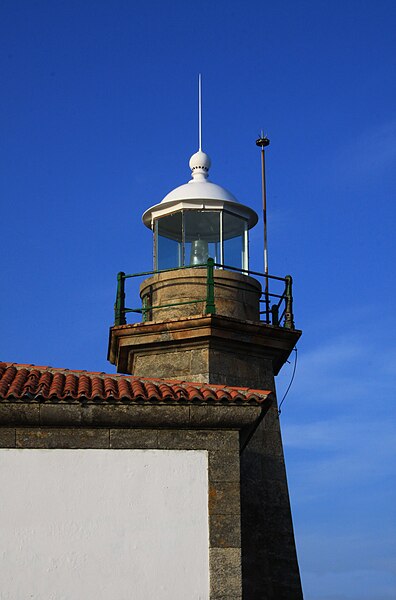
[0,365,16,396]
[7,368,28,397]
[0,362,272,405]
[49,372,65,398]
[77,374,91,398]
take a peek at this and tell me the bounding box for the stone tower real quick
[108,146,304,599]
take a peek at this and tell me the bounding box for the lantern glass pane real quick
[184,211,220,266]
[223,212,248,270]
[156,213,183,270]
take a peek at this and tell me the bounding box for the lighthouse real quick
[108,141,303,598]
[0,80,303,600]
[0,136,303,598]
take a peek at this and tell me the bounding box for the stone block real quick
[261,456,288,482]
[40,404,82,426]
[82,404,190,428]
[209,481,240,515]
[262,478,291,506]
[207,349,275,391]
[133,350,193,379]
[209,350,260,389]
[190,405,261,428]
[265,532,300,557]
[267,557,304,598]
[110,429,158,448]
[0,404,39,426]
[210,513,241,548]
[157,429,238,452]
[261,404,282,431]
[16,428,109,448]
[210,548,242,597]
[260,506,295,536]
[209,449,240,482]
[0,428,15,447]
[190,347,209,375]
[259,430,285,457]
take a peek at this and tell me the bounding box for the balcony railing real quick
[113,259,295,330]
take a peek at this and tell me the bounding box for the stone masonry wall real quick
[0,426,244,600]
[240,402,304,600]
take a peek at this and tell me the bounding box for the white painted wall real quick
[0,449,209,600]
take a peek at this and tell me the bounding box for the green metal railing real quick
[113,258,295,329]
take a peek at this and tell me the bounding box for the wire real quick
[278,347,298,415]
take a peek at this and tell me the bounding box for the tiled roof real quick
[0,363,271,405]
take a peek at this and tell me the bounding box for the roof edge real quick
[0,362,272,405]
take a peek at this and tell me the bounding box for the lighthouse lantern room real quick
[142,150,258,271]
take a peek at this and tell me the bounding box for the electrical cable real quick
[278,347,298,415]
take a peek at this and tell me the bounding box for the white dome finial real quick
[189,150,211,180]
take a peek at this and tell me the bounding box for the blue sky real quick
[1,1,395,598]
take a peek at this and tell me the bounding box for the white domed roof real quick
[160,150,238,204]
[161,179,239,205]
[142,150,258,229]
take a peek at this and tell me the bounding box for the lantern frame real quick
[142,150,259,273]
[152,207,250,271]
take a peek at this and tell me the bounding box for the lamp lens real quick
[190,239,209,265]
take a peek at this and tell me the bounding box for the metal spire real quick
[256,131,271,323]
[198,73,202,151]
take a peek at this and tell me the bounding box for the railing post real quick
[114,271,126,326]
[271,304,279,327]
[265,276,270,324]
[284,275,295,330]
[205,258,216,315]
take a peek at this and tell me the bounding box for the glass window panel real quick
[223,212,248,270]
[224,235,243,269]
[184,211,220,266]
[156,213,183,270]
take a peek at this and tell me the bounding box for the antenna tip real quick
[198,73,203,151]
[256,134,270,148]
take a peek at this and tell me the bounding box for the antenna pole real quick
[198,74,202,150]
[256,133,270,323]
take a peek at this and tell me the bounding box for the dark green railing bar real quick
[114,271,126,326]
[113,260,295,329]
[284,275,295,330]
[205,258,216,315]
